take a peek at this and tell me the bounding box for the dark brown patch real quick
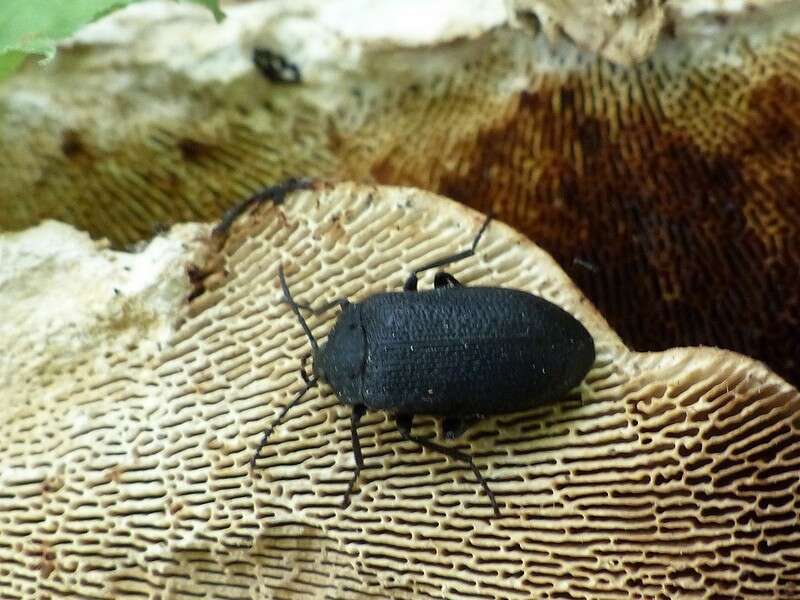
[370,156,395,182]
[373,72,800,386]
[178,137,214,162]
[60,129,92,163]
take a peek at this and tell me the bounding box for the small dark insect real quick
[253,48,302,84]
[251,214,596,517]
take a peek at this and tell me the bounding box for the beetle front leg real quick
[342,404,367,509]
[396,414,500,517]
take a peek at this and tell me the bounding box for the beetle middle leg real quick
[404,212,492,291]
[251,368,317,468]
[341,404,367,508]
[396,414,500,516]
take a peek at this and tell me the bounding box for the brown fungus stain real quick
[177,137,215,163]
[60,129,93,165]
[370,73,800,387]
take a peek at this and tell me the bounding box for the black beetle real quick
[251,213,595,516]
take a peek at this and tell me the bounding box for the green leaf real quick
[0,0,223,79]
[0,50,25,79]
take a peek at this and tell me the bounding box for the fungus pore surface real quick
[1,183,799,599]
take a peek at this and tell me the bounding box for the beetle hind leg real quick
[341,404,367,509]
[403,212,492,291]
[396,414,500,517]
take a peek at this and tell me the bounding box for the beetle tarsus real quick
[396,414,500,517]
[342,404,367,508]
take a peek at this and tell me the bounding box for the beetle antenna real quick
[251,375,318,467]
[278,264,319,353]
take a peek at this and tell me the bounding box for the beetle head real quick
[313,306,365,404]
[278,265,363,404]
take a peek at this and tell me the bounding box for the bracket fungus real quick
[1,182,799,599]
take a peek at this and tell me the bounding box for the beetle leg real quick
[434,272,463,289]
[342,404,367,509]
[442,415,480,439]
[396,414,500,517]
[250,376,317,468]
[405,212,492,288]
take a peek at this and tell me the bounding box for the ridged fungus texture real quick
[1,183,799,599]
[0,5,798,387]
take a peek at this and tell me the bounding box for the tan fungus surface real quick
[1,183,799,599]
